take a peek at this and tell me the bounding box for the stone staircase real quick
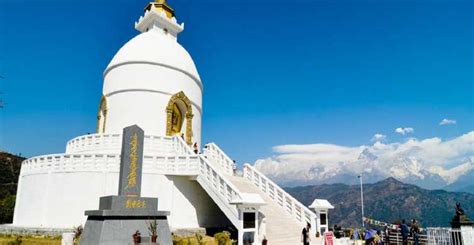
[189,141,319,245]
[228,176,307,244]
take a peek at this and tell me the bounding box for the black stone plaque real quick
[118,125,144,197]
[81,125,172,245]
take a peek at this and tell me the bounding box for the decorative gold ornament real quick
[166,91,193,145]
[170,103,183,135]
[96,96,108,133]
[126,133,138,190]
[145,0,175,18]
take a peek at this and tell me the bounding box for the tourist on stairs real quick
[193,142,199,154]
[301,222,311,245]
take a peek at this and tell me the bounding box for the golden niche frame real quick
[166,91,193,145]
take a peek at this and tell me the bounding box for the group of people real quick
[299,219,422,245]
[362,219,421,245]
[361,219,421,245]
[400,219,421,245]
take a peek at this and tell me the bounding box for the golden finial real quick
[145,0,175,18]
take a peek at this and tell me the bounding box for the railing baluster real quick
[242,164,317,227]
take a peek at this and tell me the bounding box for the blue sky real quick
[0,0,472,165]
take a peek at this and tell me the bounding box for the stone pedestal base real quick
[80,196,172,245]
[450,215,474,245]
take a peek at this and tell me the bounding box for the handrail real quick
[426,227,473,245]
[173,138,242,201]
[172,136,196,155]
[203,143,234,175]
[196,156,243,227]
[20,153,200,177]
[243,164,317,231]
[199,156,243,201]
[65,133,176,155]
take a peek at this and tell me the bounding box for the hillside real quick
[285,177,474,228]
[0,152,25,224]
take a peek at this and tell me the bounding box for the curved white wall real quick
[13,156,230,229]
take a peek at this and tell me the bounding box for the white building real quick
[12,1,332,244]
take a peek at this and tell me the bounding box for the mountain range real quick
[254,132,474,193]
[285,177,474,228]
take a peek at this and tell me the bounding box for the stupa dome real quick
[104,29,201,85]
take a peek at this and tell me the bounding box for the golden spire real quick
[145,0,175,18]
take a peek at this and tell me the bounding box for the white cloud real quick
[395,127,414,135]
[253,131,474,188]
[440,118,457,125]
[371,134,386,142]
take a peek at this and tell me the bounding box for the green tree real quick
[0,195,16,224]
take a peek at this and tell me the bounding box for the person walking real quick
[232,160,237,175]
[301,223,311,245]
[400,219,409,245]
[193,142,199,154]
[410,219,420,245]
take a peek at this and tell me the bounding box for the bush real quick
[0,195,16,224]
[172,234,216,245]
[173,234,198,245]
[214,231,231,245]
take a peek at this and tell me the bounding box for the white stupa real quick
[12,1,331,244]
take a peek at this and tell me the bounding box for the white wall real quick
[14,162,231,230]
[167,176,233,229]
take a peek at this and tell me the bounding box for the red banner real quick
[324,231,335,245]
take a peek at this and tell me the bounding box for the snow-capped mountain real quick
[253,131,474,192]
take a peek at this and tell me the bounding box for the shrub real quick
[0,195,16,224]
[172,234,216,245]
[213,231,231,245]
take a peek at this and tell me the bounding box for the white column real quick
[254,210,259,244]
[238,209,244,245]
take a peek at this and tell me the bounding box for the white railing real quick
[388,229,428,244]
[198,157,242,217]
[203,143,234,176]
[65,134,177,155]
[427,227,474,245]
[21,154,120,175]
[20,153,200,176]
[173,139,243,227]
[172,136,195,155]
[144,155,200,175]
[66,134,122,153]
[243,164,317,230]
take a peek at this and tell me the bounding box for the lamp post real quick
[358,174,365,228]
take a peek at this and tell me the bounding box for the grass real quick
[0,234,62,245]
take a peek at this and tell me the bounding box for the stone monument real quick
[80,125,172,245]
[451,202,474,228]
[450,202,474,245]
